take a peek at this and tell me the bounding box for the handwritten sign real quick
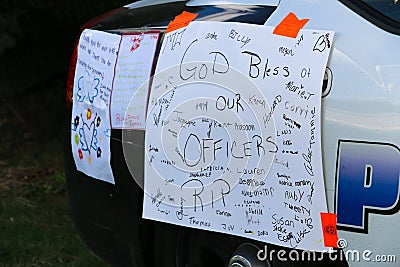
[111,32,160,129]
[71,29,120,184]
[142,21,334,251]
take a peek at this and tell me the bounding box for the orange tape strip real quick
[273,12,309,38]
[320,212,338,248]
[166,11,198,33]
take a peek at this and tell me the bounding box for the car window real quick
[340,0,400,34]
[360,0,400,23]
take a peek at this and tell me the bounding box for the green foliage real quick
[22,171,66,200]
[0,188,108,266]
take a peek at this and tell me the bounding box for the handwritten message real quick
[111,32,160,129]
[71,29,120,184]
[143,22,334,251]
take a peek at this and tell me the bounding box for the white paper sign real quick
[111,32,160,129]
[71,29,121,184]
[143,21,334,251]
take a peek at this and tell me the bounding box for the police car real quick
[65,0,400,266]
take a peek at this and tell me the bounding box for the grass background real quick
[0,71,109,267]
[0,1,130,266]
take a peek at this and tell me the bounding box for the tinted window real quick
[340,0,400,34]
[360,0,400,22]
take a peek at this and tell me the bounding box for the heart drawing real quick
[130,34,144,52]
[79,116,98,153]
[73,108,103,161]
